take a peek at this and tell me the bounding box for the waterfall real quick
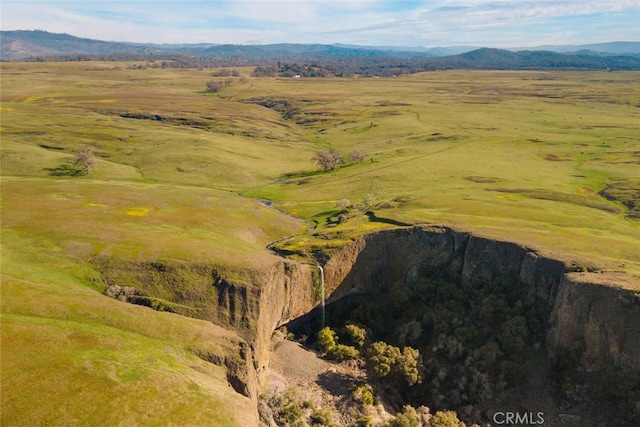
[318,265,325,328]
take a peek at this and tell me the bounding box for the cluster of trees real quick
[248,52,640,78]
[206,79,233,93]
[12,32,640,71]
[314,325,473,427]
[263,387,336,427]
[317,325,421,388]
[293,273,547,425]
[263,383,470,427]
[251,58,422,77]
[20,49,640,75]
[210,68,241,77]
[253,62,337,77]
[313,149,366,171]
[387,406,469,427]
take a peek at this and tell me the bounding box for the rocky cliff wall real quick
[96,257,317,400]
[548,274,640,372]
[319,226,640,373]
[253,261,315,367]
[97,226,640,403]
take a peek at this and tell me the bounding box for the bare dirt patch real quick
[261,331,389,426]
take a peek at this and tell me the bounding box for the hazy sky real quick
[2,1,639,47]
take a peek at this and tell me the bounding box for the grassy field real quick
[1,239,258,426]
[232,70,640,276]
[2,62,639,424]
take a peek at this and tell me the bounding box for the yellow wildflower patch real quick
[124,207,152,216]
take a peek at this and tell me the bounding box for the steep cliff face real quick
[253,261,315,366]
[548,273,640,372]
[95,256,316,400]
[320,226,639,373]
[96,226,639,407]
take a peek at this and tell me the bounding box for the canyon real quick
[99,225,640,423]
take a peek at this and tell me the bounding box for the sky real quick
[2,1,639,48]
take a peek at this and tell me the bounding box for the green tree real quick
[429,410,465,427]
[327,344,359,361]
[310,407,335,426]
[368,341,398,379]
[271,388,304,426]
[367,341,421,386]
[498,315,529,356]
[343,324,367,348]
[352,384,374,406]
[388,405,419,427]
[317,327,337,353]
[398,346,421,386]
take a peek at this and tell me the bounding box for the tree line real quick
[19,49,640,76]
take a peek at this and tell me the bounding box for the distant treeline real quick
[18,48,640,76]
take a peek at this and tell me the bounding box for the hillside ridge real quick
[2,30,639,71]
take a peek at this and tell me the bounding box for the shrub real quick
[317,327,337,353]
[358,415,374,427]
[368,341,397,378]
[279,401,303,425]
[352,385,374,406]
[272,388,304,425]
[344,324,367,348]
[388,405,419,427]
[150,298,168,312]
[429,410,465,427]
[336,198,351,209]
[310,407,335,426]
[206,79,232,93]
[327,344,359,361]
[363,193,375,208]
[398,346,421,386]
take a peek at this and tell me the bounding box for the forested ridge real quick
[3,30,640,74]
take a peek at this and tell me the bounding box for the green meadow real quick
[2,62,639,424]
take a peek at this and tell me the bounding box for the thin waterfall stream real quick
[318,265,325,328]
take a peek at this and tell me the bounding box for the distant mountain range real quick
[2,30,639,71]
[0,30,426,60]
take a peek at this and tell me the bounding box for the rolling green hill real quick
[2,62,639,425]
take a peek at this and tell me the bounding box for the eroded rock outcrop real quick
[97,226,640,414]
[95,256,316,401]
[319,226,639,373]
[548,273,640,372]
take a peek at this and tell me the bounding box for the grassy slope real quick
[1,63,307,425]
[1,239,257,426]
[1,63,639,424]
[233,71,640,279]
